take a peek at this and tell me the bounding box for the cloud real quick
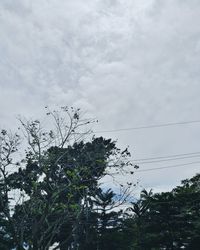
[0,0,200,191]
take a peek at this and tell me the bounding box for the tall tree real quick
[1,107,133,249]
[126,174,200,250]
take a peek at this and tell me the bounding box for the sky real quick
[0,0,200,193]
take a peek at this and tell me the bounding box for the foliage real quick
[125,174,200,250]
[0,107,133,249]
[0,106,200,249]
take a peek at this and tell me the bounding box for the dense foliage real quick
[0,107,132,249]
[0,108,199,249]
[124,174,200,250]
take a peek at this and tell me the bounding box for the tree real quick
[0,106,134,249]
[1,106,200,250]
[126,174,200,250]
[126,189,153,250]
[0,129,20,249]
[172,174,200,249]
[91,188,124,250]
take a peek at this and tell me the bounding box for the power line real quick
[133,153,200,164]
[135,160,200,173]
[133,151,200,162]
[136,155,200,164]
[94,119,200,133]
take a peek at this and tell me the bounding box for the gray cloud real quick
[0,0,200,191]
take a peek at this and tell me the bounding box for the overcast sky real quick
[1,0,200,193]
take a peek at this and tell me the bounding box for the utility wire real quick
[135,160,200,173]
[94,119,200,133]
[133,154,200,164]
[133,151,200,162]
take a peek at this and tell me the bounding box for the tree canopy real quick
[0,107,199,249]
[0,107,133,249]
